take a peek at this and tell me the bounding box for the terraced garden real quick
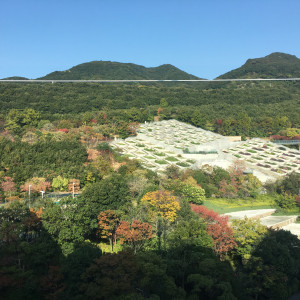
[111,137,195,173]
[111,120,300,179]
[224,138,300,177]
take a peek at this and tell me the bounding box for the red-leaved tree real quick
[1,177,16,199]
[191,204,236,259]
[97,210,120,253]
[21,177,51,194]
[116,220,153,253]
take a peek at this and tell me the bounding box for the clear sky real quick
[1,0,300,79]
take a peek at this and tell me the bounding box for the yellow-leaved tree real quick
[140,190,180,222]
[140,190,180,251]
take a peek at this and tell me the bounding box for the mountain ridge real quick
[38,61,201,80]
[2,52,300,80]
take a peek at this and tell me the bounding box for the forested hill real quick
[2,76,29,80]
[218,52,300,79]
[38,61,200,80]
[0,52,299,130]
[3,52,300,80]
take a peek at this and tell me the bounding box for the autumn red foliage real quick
[97,210,120,252]
[58,128,69,133]
[1,177,16,193]
[191,204,236,259]
[116,220,152,253]
[21,178,51,193]
[272,135,290,140]
[67,179,80,193]
[216,119,223,126]
[1,177,16,199]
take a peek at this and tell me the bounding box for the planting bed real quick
[224,138,300,177]
[111,121,300,179]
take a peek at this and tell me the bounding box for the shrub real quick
[180,184,205,204]
[275,193,297,210]
[166,180,206,205]
[97,142,111,152]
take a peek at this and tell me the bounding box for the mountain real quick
[218,52,300,79]
[4,52,300,80]
[1,76,29,80]
[39,61,200,80]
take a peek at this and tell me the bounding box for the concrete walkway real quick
[224,209,299,239]
[224,209,276,220]
[282,224,300,238]
[260,215,298,229]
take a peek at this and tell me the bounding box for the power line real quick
[1,78,300,83]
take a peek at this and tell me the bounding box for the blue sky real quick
[1,0,300,79]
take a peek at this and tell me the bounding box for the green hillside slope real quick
[1,76,29,80]
[218,52,300,79]
[39,61,200,80]
[0,53,299,133]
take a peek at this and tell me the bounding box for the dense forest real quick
[1,145,300,299]
[0,52,299,136]
[1,52,300,299]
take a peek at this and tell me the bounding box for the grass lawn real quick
[203,195,276,214]
[203,195,300,219]
[272,208,300,222]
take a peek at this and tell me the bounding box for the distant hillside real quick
[1,76,29,80]
[218,52,300,79]
[39,61,200,80]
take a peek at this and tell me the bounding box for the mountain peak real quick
[265,52,297,59]
[218,52,300,79]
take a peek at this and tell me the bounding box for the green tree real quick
[166,179,206,204]
[81,174,130,216]
[60,242,101,298]
[245,230,300,299]
[5,108,40,135]
[52,175,69,191]
[160,98,169,108]
[42,197,94,255]
[239,174,262,198]
[191,110,206,128]
[231,218,267,261]
[236,112,251,135]
[92,155,113,178]
[278,172,300,195]
[275,192,297,209]
[81,251,138,299]
[168,219,213,249]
